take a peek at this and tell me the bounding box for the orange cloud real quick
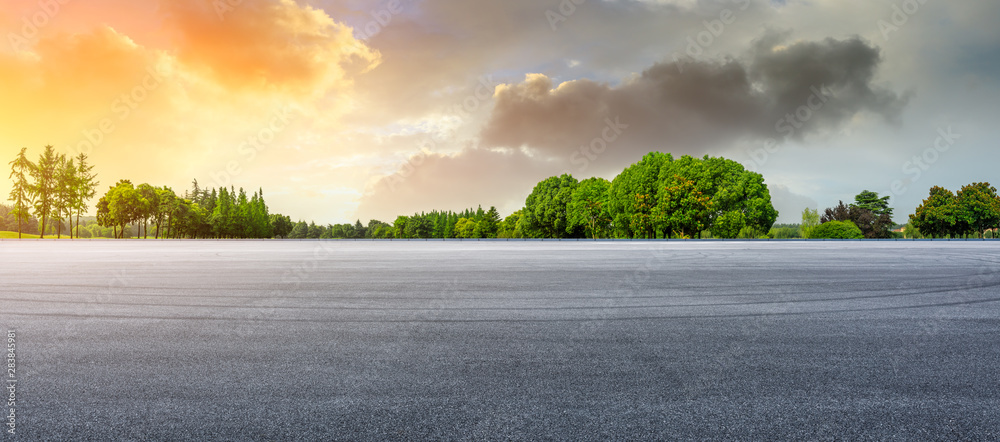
[162,0,380,95]
[0,26,164,144]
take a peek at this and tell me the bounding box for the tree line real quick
[10,145,996,240]
[764,184,1000,240]
[279,207,503,239]
[95,179,288,239]
[331,153,779,240]
[909,183,1000,238]
[7,145,99,239]
[518,153,778,239]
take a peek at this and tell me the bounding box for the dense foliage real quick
[6,145,98,238]
[819,190,894,239]
[95,180,280,239]
[808,220,865,239]
[909,183,1000,238]
[527,153,779,239]
[23,147,999,241]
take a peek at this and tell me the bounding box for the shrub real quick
[768,226,802,239]
[737,225,767,239]
[808,220,864,239]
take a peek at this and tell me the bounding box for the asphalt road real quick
[2,240,999,440]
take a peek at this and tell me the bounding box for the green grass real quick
[0,231,83,239]
[0,231,41,239]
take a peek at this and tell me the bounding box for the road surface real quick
[1,240,999,440]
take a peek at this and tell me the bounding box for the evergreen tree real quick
[7,148,35,238]
[30,145,60,238]
[74,153,99,238]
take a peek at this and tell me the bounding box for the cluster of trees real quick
[811,190,895,239]
[0,204,41,235]
[13,144,995,242]
[308,153,778,241]
[391,207,503,239]
[909,183,1000,238]
[7,146,99,238]
[808,220,865,239]
[279,207,504,240]
[95,180,283,239]
[514,153,778,239]
[346,153,777,240]
[778,184,1000,240]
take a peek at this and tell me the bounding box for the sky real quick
[1,0,998,224]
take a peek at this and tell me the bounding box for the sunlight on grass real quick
[1,231,44,239]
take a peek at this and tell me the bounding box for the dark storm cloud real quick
[479,34,909,162]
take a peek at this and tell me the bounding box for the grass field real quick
[0,231,41,239]
[0,231,81,239]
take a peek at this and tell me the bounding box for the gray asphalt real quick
[1,240,999,440]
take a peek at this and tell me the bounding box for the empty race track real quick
[2,240,999,440]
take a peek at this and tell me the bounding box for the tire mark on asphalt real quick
[7,294,1000,323]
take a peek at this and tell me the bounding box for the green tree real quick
[955,182,1000,238]
[808,220,864,239]
[823,193,894,239]
[853,190,893,217]
[270,214,293,239]
[289,221,308,239]
[800,208,820,238]
[454,217,477,238]
[154,187,176,238]
[653,175,713,238]
[73,153,99,238]
[768,224,802,239]
[307,221,323,239]
[496,210,523,239]
[30,145,60,238]
[136,183,160,239]
[353,220,367,239]
[367,220,392,239]
[568,177,611,239]
[477,206,501,238]
[393,216,410,238]
[900,221,924,239]
[7,147,34,239]
[523,174,580,238]
[850,190,894,238]
[211,187,234,238]
[404,214,433,238]
[701,158,778,239]
[910,186,958,239]
[53,155,75,238]
[97,180,144,238]
[608,152,672,238]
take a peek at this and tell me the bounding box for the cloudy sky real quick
[2,0,997,224]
